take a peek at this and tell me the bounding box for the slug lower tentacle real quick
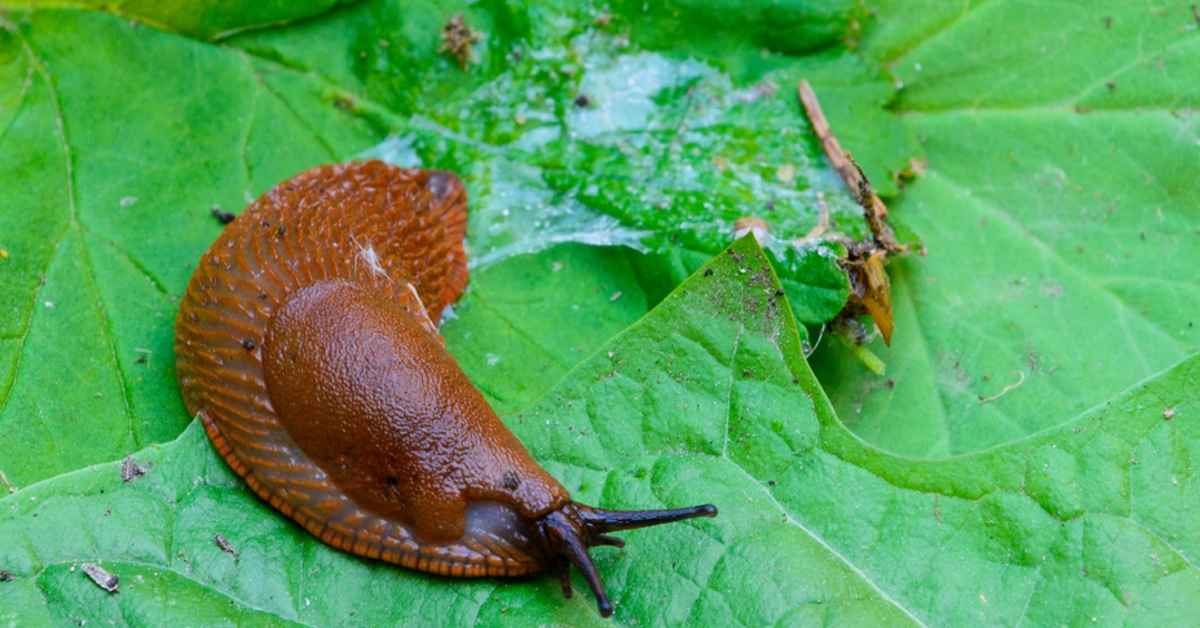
[174,161,716,617]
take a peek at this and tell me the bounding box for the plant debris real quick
[979,371,1026,403]
[798,79,909,346]
[120,454,149,482]
[81,563,120,593]
[214,533,240,563]
[794,191,831,249]
[839,246,894,345]
[440,12,482,69]
[798,80,903,254]
[0,469,16,493]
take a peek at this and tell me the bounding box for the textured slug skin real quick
[174,161,569,577]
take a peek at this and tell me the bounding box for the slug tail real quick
[424,170,469,317]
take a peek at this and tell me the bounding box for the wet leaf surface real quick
[2,0,1198,625]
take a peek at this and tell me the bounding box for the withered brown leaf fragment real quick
[836,245,895,346]
[440,12,482,69]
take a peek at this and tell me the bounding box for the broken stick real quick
[797,80,903,254]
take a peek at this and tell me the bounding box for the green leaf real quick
[812,0,1200,456]
[5,0,1198,624]
[0,1,893,486]
[0,236,899,624]
[441,244,652,415]
[1,0,358,40]
[6,236,1200,624]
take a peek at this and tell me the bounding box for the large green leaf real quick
[0,236,896,625]
[811,0,1200,456]
[3,0,1199,625]
[5,237,1199,624]
[0,0,908,487]
[2,0,358,40]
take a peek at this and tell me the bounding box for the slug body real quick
[175,161,715,616]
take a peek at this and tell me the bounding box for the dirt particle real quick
[120,455,149,482]
[502,469,521,490]
[440,12,482,69]
[81,563,119,593]
[211,206,235,224]
[214,533,240,563]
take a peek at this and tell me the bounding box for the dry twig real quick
[798,80,903,254]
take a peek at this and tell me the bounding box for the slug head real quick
[539,502,717,617]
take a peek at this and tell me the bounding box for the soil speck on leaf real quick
[211,206,235,224]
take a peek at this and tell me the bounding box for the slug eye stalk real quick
[541,502,718,617]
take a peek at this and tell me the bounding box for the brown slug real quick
[174,160,716,617]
